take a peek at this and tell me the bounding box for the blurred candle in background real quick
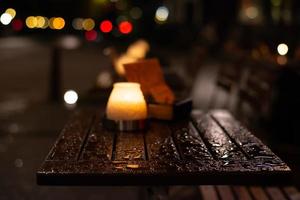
[106,82,147,120]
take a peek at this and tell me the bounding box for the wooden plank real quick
[283,186,300,200]
[169,120,213,160]
[46,110,94,161]
[114,131,146,161]
[216,185,235,200]
[192,113,247,165]
[211,110,290,171]
[144,121,181,171]
[169,120,219,172]
[249,186,269,200]
[232,186,252,200]
[145,121,179,160]
[199,186,219,200]
[265,187,287,200]
[80,113,115,161]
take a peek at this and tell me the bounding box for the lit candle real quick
[106,82,147,120]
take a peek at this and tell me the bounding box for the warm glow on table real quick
[106,82,147,120]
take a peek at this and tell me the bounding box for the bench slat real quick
[266,187,287,200]
[249,186,269,200]
[216,185,234,200]
[114,131,146,161]
[47,110,94,161]
[145,122,180,162]
[169,120,214,161]
[283,186,300,200]
[80,114,114,161]
[232,186,252,200]
[192,113,247,164]
[199,186,219,200]
[211,110,290,171]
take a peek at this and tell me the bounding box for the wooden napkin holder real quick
[124,58,192,120]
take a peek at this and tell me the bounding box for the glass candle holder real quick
[105,82,147,131]
[106,82,147,120]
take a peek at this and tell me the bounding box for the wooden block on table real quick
[148,98,192,120]
[124,58,175,105]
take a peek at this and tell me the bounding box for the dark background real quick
[0,0,300,199]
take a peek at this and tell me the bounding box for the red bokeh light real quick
[85,30,98,41]
[100,20,113,33]
[118,21,133,34]
[12,19,23,31]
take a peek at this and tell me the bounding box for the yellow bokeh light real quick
[82,18,95,31]
[49,17,55,29]
[127,40,150,59]
[5,8,16,18]
[42,17,49,29]
[50,17,65,30]
[36,16,45,28]
[26,16,37,28]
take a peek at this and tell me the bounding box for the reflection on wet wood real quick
[46,110,94,161]
[80,114,114,161]
[37,109,291,185]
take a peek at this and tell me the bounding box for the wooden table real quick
[36,109,291,186]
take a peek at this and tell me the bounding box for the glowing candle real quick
[106,82,147,120]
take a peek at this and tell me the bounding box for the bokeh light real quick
[25,16,37,28]
[245,6,259,19]
[155,6,169,23]
[100,20,113,33]
[11,19,23,31]
[82,18,95,31]
[5,8,16,18]
[118,21,132,34]
[271,0,281,7]
[130,7,143,20]
[36,16,46,28]
[277,43,288,55]
[52,17,65,30]
[127,39,150,59]
[96,71,113,89]
[41,17,49,29]
[64,90,78,105]
[277,55,287,65]
[72,18,83,30]
[1,13,13,25]
[49,17,55,29]
[85,30,98,41]
[116,15,128,24]
[115,0,127,10]
[59,35,81,49]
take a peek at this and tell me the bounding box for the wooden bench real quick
[36,108,291,186]
[210,54,246,111]
[237,60,278,126]
[164,185,300,199]
[197,185,300,200]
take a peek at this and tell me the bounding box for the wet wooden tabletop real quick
[36,109,291,185]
